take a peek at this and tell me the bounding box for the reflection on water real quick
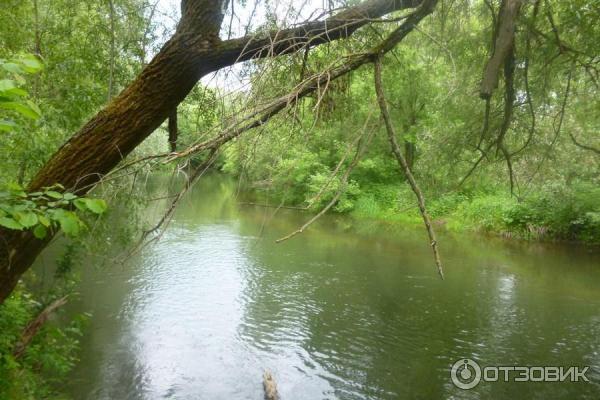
[60,175,600,399]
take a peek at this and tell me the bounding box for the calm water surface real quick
[61,176,600,399]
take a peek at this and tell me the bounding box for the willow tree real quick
[0,0,437,303]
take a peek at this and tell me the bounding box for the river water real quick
[62,175,600,399]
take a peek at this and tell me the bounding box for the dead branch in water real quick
[263,370,280,400]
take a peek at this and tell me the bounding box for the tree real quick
[0,0,435,304]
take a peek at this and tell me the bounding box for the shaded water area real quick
[57,175,599,399]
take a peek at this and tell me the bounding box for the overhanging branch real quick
[214,0,422,67]
[170,0,438,162]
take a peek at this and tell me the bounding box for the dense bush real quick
[504,182,600,242]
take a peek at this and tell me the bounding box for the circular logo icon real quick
[451,358,482,390]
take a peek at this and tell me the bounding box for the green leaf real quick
[0,120,16,132]
[63,193,77,201]
[33,224,47,239]
[54,210,81,236]
[83,198,107,214]
[4,87,28,97]
[1,63,22,74]
[20,55,43,73]
[0,217,22,230]
[38,215,51,227]
[45,191,63,199]
[18,212,38,228]
[26,100,41,116]
[0,79,16,92]
[45,183,64,190]
[0,101,40,119]
[73,198,87,212]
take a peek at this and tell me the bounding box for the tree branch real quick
[480,0,522,99]
[214,0,422,66]
[0,0,438,305]
[170,0,438,163]
[374,57,444,279]
[13,296,68,359]
[568,133,600,155]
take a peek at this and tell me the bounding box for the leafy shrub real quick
[505,182,600,242]
[450,194,515,232]
[427,192,470,219]
[0,286,86,399]
[0,182,107,238]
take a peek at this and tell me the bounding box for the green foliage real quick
[0,53,108,241]
[218,0,599,245]
[0,2,165,398]
[0,56,43,131]
[504,182,600,242]
[450,194,516,233]
[0,182,107,238]
[0,0,595,396]
[0,285,86,399]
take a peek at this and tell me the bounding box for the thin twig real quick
[276,117,376,243]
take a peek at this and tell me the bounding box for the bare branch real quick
[374,57,444,279]
[215,0,423,66]
[568,132,600,155]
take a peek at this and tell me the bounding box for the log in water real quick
[263,371,279,400]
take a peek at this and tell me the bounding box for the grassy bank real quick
[243,179,600,245]
[349,182,600,244]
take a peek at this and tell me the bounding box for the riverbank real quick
[242,180,600,245]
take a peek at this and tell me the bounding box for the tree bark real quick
[168,108,178,152]
[0,0,428,304]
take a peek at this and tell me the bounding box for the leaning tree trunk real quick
[0,0,426,304]
[0,0,227,303]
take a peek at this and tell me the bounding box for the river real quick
[59,175,600,399]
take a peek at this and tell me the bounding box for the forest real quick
[0,0,599,398]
